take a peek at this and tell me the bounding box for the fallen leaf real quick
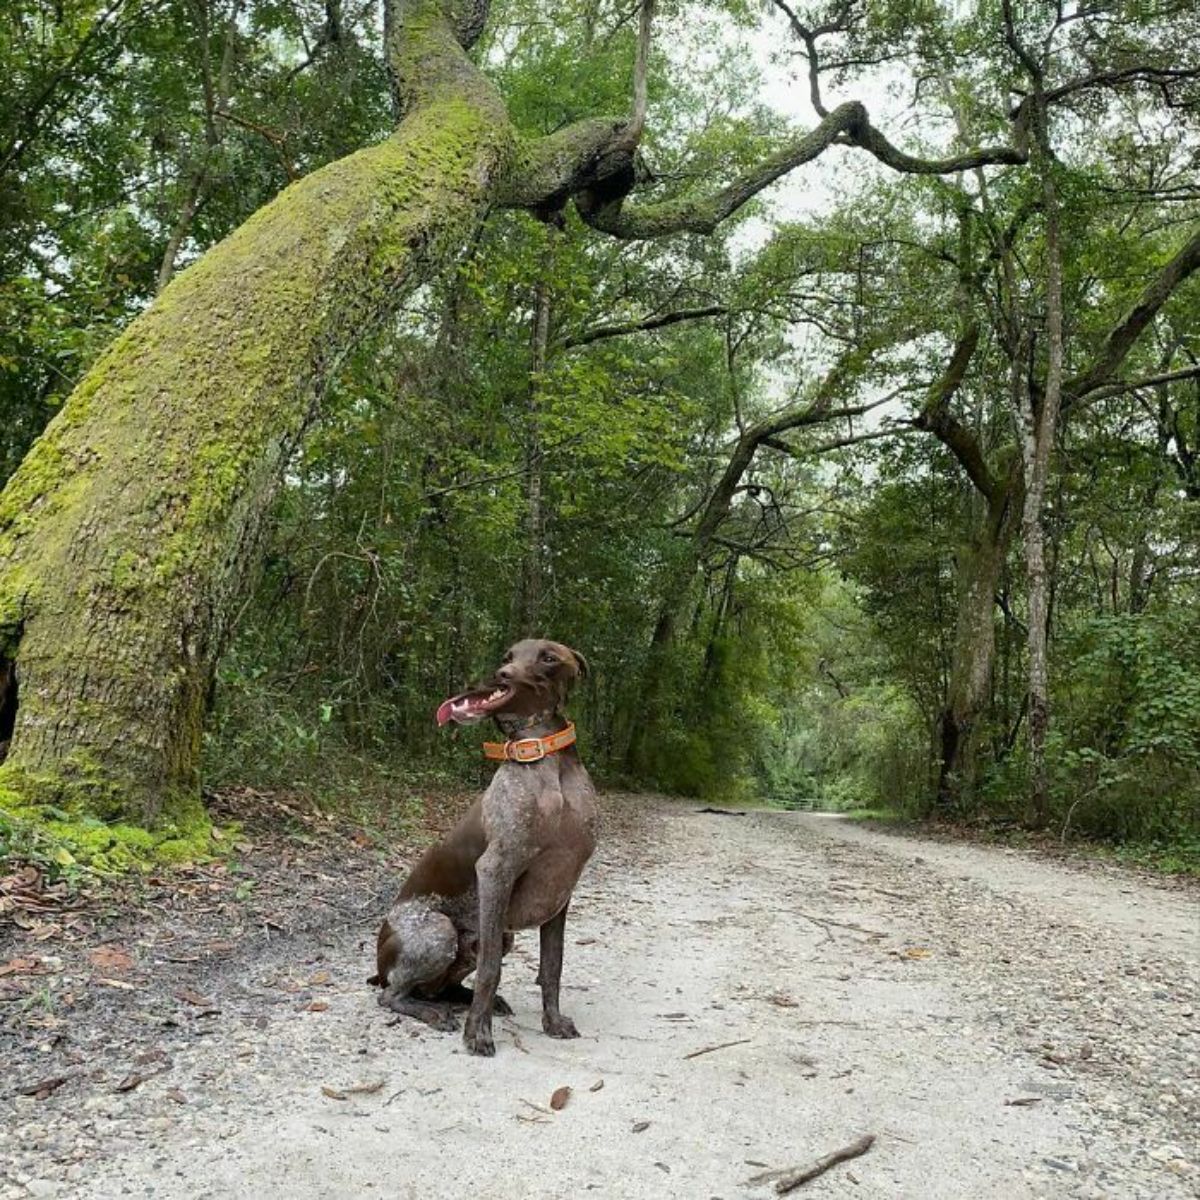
[0,957,42,978]
[88,945,133,974]
[550,1086,571,1111]
[309,970,332,986]
[165,1089,188,1105]
[174,987,211,1007]
[632,1120,650,1133]
[901,947,931,960]
[96,977,137,991]
[306,1001,330,1013]
[589,1080,605,1093]
[322,1080,384,1101]
[1004,1096,1042,1107]
[17,1075,70,1100]
[343,1080,385,1097]
[115,1073,148,1093]
[768,993,799,1008]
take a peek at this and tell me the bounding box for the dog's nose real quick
[497,664,515,681]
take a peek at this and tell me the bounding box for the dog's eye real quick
[540,652,558,665]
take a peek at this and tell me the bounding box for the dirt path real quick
[4,799,1198,1199]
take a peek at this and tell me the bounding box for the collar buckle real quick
[507,737,547,763]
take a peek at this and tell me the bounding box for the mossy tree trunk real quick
[935,481,1018,810]
[0,0,1029,825]
[0,1,517,825]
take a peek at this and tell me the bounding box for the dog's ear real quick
[568,648,590,679]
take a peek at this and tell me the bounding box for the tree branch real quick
[1067,224,1200,403]
[912,325,999,502]
[765,423,920,456]
[1013,63,1200,117]
[1085,364,1200,400]
[770,0,829,117]
[576,101,1025,240]
[565,304,726,347]
[623,0,656,149]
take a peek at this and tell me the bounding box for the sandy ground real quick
[4,798,1198,1199]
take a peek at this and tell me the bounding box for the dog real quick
[371,638,597,1055]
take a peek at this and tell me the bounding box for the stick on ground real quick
[773,1133,876,1193]
[682,1037,751,1060]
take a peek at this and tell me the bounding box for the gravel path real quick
[3,799,1197,1199]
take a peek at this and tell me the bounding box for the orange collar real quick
[483,722,576,763]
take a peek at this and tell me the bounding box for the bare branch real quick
[216,109,297,181]
[624,0,656,148]
[1014,64,1200,117]
[770,0,829,117]
[1085,364,1200,400]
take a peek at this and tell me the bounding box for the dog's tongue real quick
[435,686,511,726]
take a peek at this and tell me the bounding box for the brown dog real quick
[372,638,597,1054]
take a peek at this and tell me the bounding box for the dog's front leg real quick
[539,902,580,1039]
[464,848,514,1057]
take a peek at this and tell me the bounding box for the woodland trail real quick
[5,798,1198,1199]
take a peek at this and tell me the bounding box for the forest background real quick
[1,0,1198,874]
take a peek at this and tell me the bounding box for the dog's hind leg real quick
[437,982,514,1016]
[379,989,460,1033]
[538,902,580,1039]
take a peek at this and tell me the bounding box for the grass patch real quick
[841,806,905,823]
[1095,837,1200,878]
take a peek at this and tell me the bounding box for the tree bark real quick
[1003,11,1064,828]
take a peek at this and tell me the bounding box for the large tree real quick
[0,0,1028,825]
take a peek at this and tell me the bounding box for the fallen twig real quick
[796,912,886,939]
[683,1037,751,1060]
[503,1020,530,1054]
[771,1133,875,1194]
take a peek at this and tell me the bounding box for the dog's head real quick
[436,638,588,726]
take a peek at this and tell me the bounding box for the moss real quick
[0,779,218,876]
[0,753,208,829]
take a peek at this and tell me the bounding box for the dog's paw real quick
[463,1030,495,1056]
[463,1018,495,1057]
[492,994,514,1017]
[542,1012,580,1039]
[430,1010,461,1033]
